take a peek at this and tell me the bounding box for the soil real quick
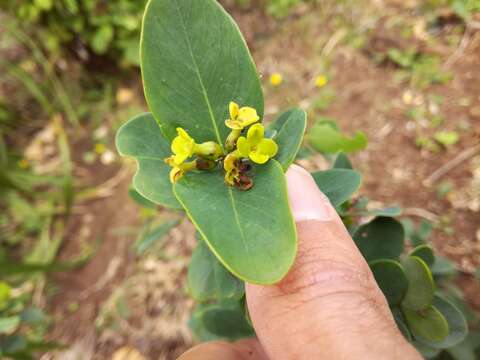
[44,1,480,359]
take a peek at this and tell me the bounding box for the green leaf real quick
[417,295,468,349]
[410,245,435,267]
[116,113,181,209]
[0,316,20,335]
[434,131,459,146]
[91,25,114,54]
[353,217,405,262]
[332,152,353,169]
[174,160,296,284]
[271,109,307,170]
[188,239,244,302]
[189,300,253,341]
[370,259,408,306]
[307,121,367,154]
[141,0,263,142]
[134,219,180,255]
[403,305,449,342]
[402,256,435,311]
[312,169,361,207]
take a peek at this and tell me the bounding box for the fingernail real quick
[286,164,335,222]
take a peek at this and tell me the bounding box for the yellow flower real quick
[171,128,222,165]
[236,124,278,164]
[165,156,197,183]
[225,102,260,130]
[270,72,283,86]
[315,75,328,88]
[94,143,106,154]
[171,128,196,165]
[223,153,240,186]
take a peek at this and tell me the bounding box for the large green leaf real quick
[353,217,405,262]
[417,295,468,349]
[401,256,435,311]
[174,160,296,284]
[312,169,361,207]
[403,305,449,342]
[392,308,412,342]
[188,239,244,302]
[141,0,263,143]
[307,121,367,154]
[116,113,181,209]
[369,259,408,306]
[271,109,307,170]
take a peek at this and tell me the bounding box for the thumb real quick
[246,165,420,360]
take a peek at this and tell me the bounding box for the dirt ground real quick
[45,1,480,359]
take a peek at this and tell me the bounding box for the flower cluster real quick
[164,101,278,189]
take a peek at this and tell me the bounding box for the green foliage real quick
[116,113,181,209]
[269,109,307,170]
[402,256,435,311]
[1,0,147,67]
[353,217,405,262]
[370,260,408,306]
[119,0,298,285]
[188,238,244,302]
[174,160,296,284]
[306,118,368,153]
[0,281,59,358]
[386,48,452,88]
[312,169,361,207]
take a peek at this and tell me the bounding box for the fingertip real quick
[285,164,335,223]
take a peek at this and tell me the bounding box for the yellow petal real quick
[225,119,243,130]
[176,127,192,140]
[229,101,239,120]
[173,152,188,165]
[236,137,251,158]
[249,152,269,164]
[171,135,195,163]
[315,75,328,88]
[270,72,283,86]
[238,107,259,127]
[258,138,278,157]
[246,123,264,145]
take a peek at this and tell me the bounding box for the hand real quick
[178,165,421,359]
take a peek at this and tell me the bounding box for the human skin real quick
[178,165,422,360]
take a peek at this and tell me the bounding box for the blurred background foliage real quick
[0,0,479,358]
